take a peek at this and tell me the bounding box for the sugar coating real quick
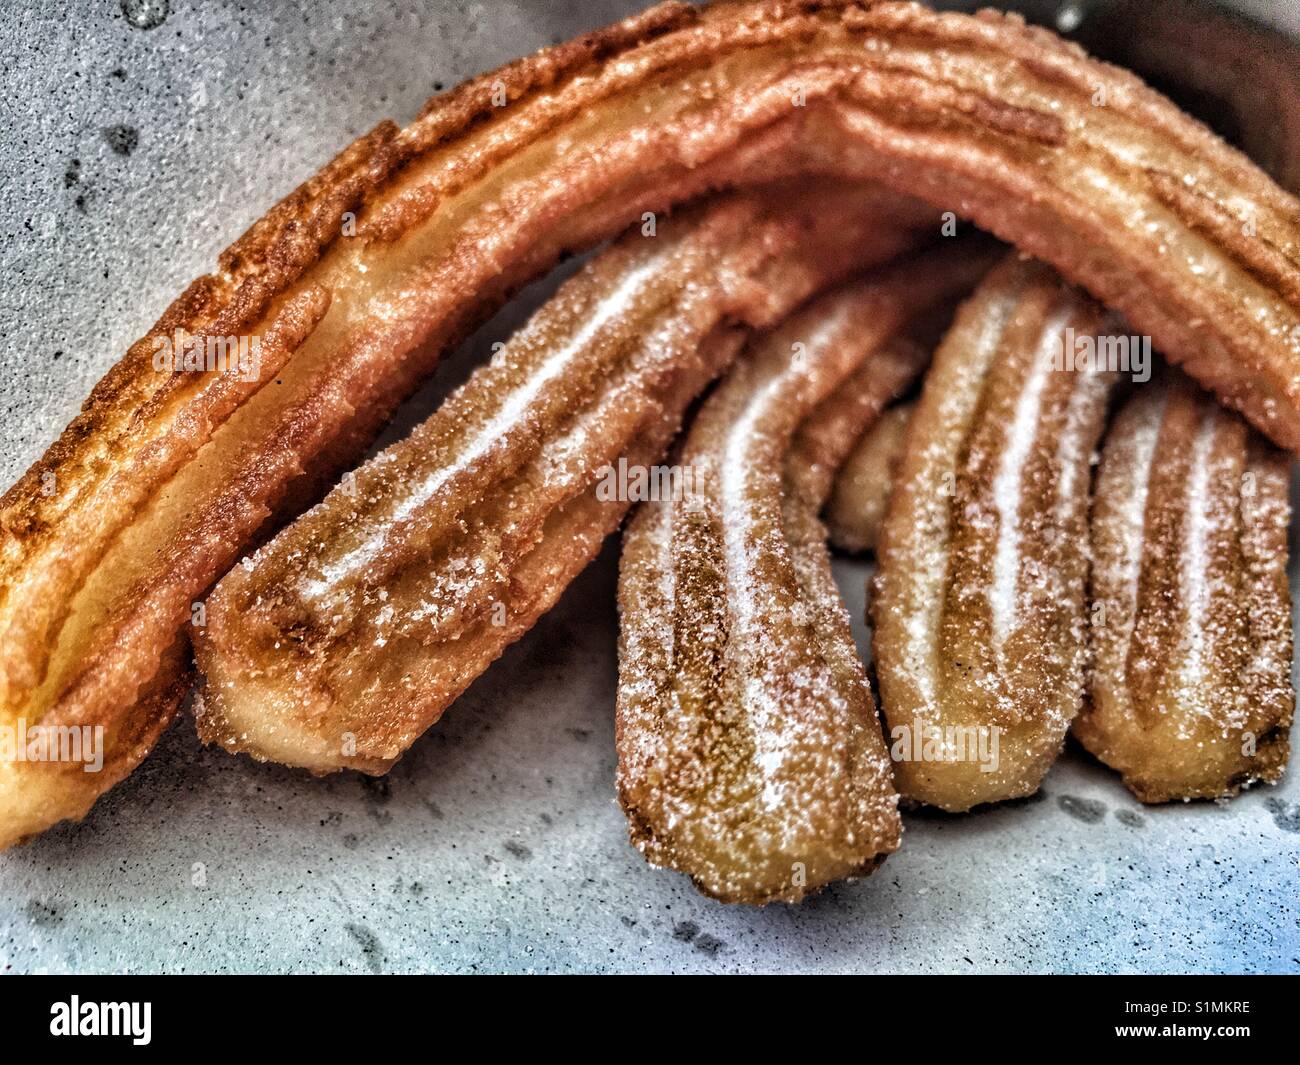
[616,246,995,902]
[872,255,1119,812]
[1076,374,1295,802]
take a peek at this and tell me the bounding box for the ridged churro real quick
[1075,374,1294,802]
[616,245,996,903]
[194,183,934,773]
[3,0,1299,846]
[825,400,913,554]
[1077,0,1300,195]
[872,256,1120,811]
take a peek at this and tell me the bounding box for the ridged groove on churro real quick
[616,244,997,904]
[1076,0,1300,195]
[1075,375,1294,802]
[194,183,934,774]
[872,256,1120,812]
[4,0,1300,846]
[826,400,914,554]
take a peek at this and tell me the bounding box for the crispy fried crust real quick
[1074,374,1294,802]
[3,0,1300,845]
[1076,0,1300,195]
[616,245,996,903]
[872,256,1120,811]
[826,399,914,553]
[192,181,935,774]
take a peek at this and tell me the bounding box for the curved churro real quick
[825,399,913,554]
[872,255,1120,811]
[194,183,933,774]
[1076,0,1300,195]
[1074,375,1294,803]
[4,0,1300,845]
[616,245,995,903]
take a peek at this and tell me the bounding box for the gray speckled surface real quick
[1,1,1298,974]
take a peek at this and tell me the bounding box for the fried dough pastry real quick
[872,255,1120,811]
[1076,0,1300,195]
[616,244,996,903]
[193,183,933,774]
[826,399,913,554]
[1074,375,1294,802]
[4,0,1300,845]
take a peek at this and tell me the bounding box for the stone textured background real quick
[0,1,1296,973]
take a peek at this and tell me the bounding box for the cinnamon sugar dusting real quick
[196,183,938,775]
[616,244,997,902]
[6,0,1300,850]
[873,255,1118,812]
[1077,373,1294,802]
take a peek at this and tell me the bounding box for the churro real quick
[1076,0,1300,195]
[616,245,995,902]
[1075,374,1294,802]
[872,256,1119,811]
[3,0,1299,845]
[825,400,914,554]
[194,183,933,773]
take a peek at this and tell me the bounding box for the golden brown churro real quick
[3,0,1299,845]
[1074,375,1294,802]
[1077,0,1300,195]
[825,400,914,554]
[194,183,933,774]
[616,245,996,903]
[872,256,1120,811]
